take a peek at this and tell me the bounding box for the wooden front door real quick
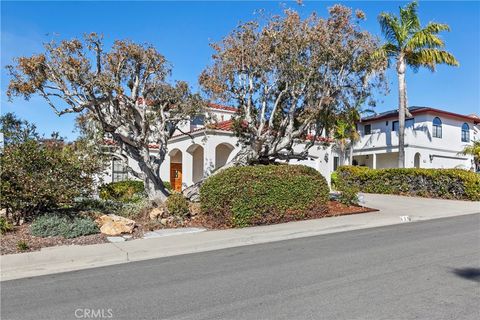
[170,163,183,192]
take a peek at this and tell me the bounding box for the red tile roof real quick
[305,134,334,143]
[207,119,235,131]
[208,103,238,113]
[362,106,479,124]
[104,139,160,149]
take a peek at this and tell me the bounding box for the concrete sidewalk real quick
[1,194,479,281]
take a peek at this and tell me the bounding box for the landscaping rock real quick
[189,203,201,216]
[96,214,136,236]
[149,207,165,221]
[160,218,168,226]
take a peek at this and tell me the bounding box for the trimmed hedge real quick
[336,166,480,201]
[200,165,330,227]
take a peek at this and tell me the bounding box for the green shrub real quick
[74,198,123,214]
[117,198,151,219]
[330,171,339,190]
[336,166,480,201]
[99,181,145,203]
[30,214,99,239]
[16,240,29,251]
[166,193,190,217]
[0,216,14,234]
[163,181,172,192]
[0,140,103,223]
[337,184,360,206]
[200,165,330,227]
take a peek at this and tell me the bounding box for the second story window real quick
[461,123,470,142]
[364,124,371,135]
[191,115,205,126]
[432,117,442,138]
[392,118,414,132]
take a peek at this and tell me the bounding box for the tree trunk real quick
[132,147,170,204]
[397,56,406,168]
[143,174,169,204]
[349,144,354,165]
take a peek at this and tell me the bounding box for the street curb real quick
[2,194,479,281]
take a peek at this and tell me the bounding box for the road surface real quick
[2,214,479,320]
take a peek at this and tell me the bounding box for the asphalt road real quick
[2,214,479,320]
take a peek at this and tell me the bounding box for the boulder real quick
[189,203,201,216]
[96,214,136,236]
[149,207,165,221]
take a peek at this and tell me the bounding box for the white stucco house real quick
[352,107,479,171]
[103,104,479,192]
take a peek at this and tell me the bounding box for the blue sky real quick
[1,1,479,141]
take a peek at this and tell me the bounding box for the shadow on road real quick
[451,267,480,282]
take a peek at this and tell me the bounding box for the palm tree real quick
[333,119,350,166]
[377,1,459,168]
[460,140,480,171]
[333,107,363,166]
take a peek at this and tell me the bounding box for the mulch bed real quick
[0,224,108,255]
[1,201,376,255]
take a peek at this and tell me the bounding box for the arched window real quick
[432,117,442,138]
[461,123,470,142]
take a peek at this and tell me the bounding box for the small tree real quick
[200,6,386,165]
[6,34,204,202]
[0,112,39,146]
[0,115,104,223]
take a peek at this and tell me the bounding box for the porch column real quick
[203,139,215,177]
[372,153,377,169]
[183,150,194,188]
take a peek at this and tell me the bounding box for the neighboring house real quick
[102,105,479,191]
[353,107,479,170]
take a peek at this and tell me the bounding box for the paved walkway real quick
[1,194,479,281]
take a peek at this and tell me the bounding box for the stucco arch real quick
[414,152,421,168]
[187,144,204,183]
[215,142,235,169]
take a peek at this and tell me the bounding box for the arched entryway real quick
[169,149,183,192]
[215,143,235,169]
[414,152,421,168]
[187,144,204,184]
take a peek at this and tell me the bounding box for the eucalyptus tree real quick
[6,34,204,202]
[200,6,386,165]
[377,1,458,167]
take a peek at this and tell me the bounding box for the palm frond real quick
[378,13,402,45]
[406,48,459,72]
[371,43,398,68]
[407,29,445,50]
[400,1,420,33]
[423,22,450,34]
